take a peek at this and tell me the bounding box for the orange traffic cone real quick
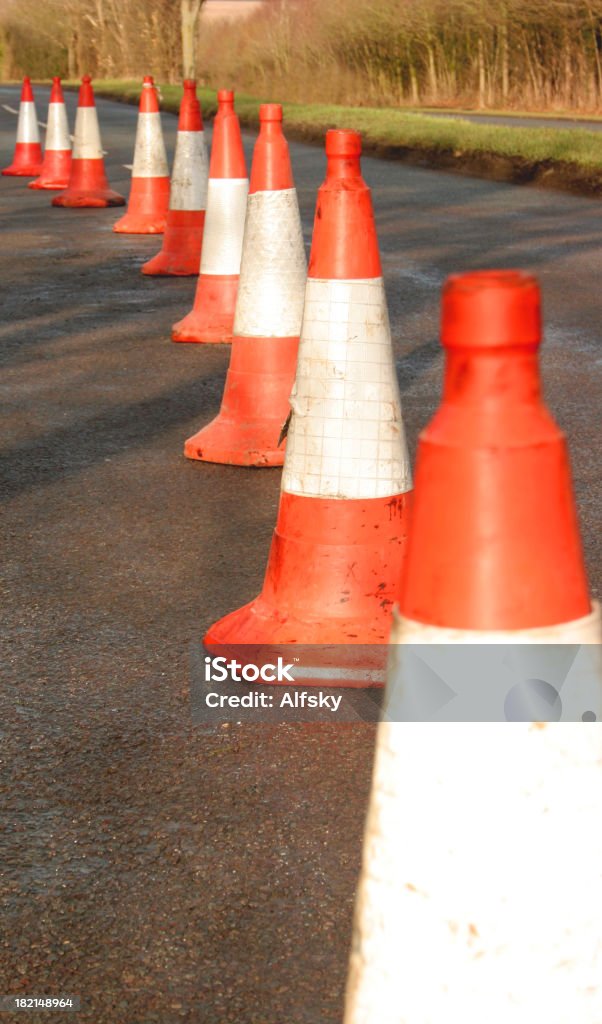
[397,270,597,639]
[172,89,248,343]
[142,80,208,275]
[343,272,601,1024]
[113,76,169,234]
[29,77,71,190]
[2,77,42,177]
[204,129,412,648]
[184,103,306,466]
[52,76,124,208]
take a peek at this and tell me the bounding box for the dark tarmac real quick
[1,88,600,1023]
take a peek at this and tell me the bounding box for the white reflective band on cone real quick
[72,107,103,159]
[344,718,602,1024]
[169,130,208,211]
[200,178,249,275]
[390,604,602,645]
[282,277,411,500]
[17,101,39,144]
[46,102,71,151]
[233,188,307,338]
[131,111,168,177]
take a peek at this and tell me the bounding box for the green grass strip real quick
[85,80,602,173]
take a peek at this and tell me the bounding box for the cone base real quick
[113,177,169,233]
[52,189,126,208]
[28,177,69,190]
[172,273,238,344]
[28,150,71,190]
[142,210,205,276]
[2,162,43,177]
[205,491,412,651]
[2,142,43,176]
[205,594,397,650]
[184,334,298,466]
[184,415,285,467]
[113,214,166,234]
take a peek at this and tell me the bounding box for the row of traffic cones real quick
[2,75,125,205]
[4,78,600,1020]
[3,77,599,659]
[200,129,599,654]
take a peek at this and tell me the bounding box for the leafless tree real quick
[181,0,205,79]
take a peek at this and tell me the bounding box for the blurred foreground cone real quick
[113,76,169,234]
[398,270,598,640]
[142,79,208,275]
[172,89,248,343]
[204,129,412,647]
[184,103,306,466]
[343,271,601,1024]
[52,76,124,208]
[29,77,71,189]
[2,77,42,176]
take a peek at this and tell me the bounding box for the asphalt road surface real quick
[1,86,601,1024]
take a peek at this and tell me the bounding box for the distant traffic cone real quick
[2,77,42,177]
[343,272,601,1024]
[184,104,306,466]
[142,80,208,275]
[113,76,169,234]
[204,129,412,647]
[52,76,124,208]
[172,89,248,343]
[29,77,71,190]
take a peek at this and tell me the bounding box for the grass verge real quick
[85,80,602,197]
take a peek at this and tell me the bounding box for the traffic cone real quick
[204,129,412,648]
[397,270,598,639]
[2,77,42,177]
[172,89,248,343]
[343,271,601,1024]
[142,79,208,275]
[113,76,169,234]
[184,103,306,466]
[28,77,71,190]
[52,76,124,208]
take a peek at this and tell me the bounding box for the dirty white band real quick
[169,131,208,211]
[233,189,307,338]
[72,107,103,160]
[17,101,39,144]
[45,102,71,151]
[131,112,168,177]
[344,717,602,1024]
[282,277,411,500]
[199,178,249,275]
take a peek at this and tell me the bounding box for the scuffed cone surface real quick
[344,721,602,1024]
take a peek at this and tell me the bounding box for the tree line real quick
[2,0,602,112]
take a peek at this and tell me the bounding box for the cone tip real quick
[23,76,31,84]
[143,75,154,85]
[184,79,197,89]
[326,129,362,157]
[260,103,282,122]
[217,89,234,103]
[52,76,61,85]
[82,74,92,83]
[442,270,541,350]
